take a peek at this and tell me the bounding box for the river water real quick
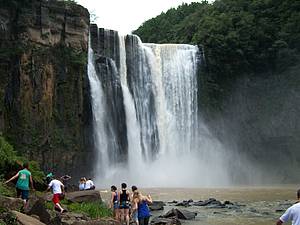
[100,186,297,225]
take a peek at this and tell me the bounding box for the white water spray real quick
[88,32,230,187]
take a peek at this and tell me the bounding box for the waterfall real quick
[87,40,109,174]
[88,26,230,187]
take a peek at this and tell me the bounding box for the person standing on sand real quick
[276,189,300,225]
[110,185,119,221]
[5,162,34,210]
[119,183,130,225]
[47,176,66,213]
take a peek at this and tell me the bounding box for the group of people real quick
[6,163,300,225]
[110,183,152,225]
[5,163,71,213]
[79,177,95,191]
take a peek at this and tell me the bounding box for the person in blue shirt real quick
[5,162,34,210]
[132,191,153,225]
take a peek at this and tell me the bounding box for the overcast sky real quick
[76,0,205,34]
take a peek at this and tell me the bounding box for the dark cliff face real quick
[0,0,93,176]
[90,24,128,163]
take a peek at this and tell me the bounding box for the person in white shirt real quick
[84,178,95,190]
[47,177,66,213]
[277,189,300,225]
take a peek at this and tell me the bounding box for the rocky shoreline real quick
[0,190,293,225]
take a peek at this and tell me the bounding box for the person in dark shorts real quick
[110,185,119,221]
[118,183,130,225]
[5,162,34,210]
[60,175,71,192]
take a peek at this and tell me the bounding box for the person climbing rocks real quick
[47,176,66,213]
[5,162,35,211]
[276,189,300,225]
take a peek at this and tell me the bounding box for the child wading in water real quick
[110,185,119,221]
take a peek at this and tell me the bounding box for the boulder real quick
[193,198,216,206]
[60,212,90,224]
[66,190,102,203]
[149,201,165,211]
[162,208,197,220]
[28,198,51,224]
[150,216,181,225]
[0,195,24,210]
[175,201,190,207]
[167,200,178,204]
[12,210,46,225]
[72,218,120,225]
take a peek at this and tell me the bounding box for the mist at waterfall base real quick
[87,30,240,188]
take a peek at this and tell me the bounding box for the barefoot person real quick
[277,189,300,225]
[133,191,152,225]
[110,185,119,221]
[47,176,66,213]
[119,183,130,225]
[5,162,34,210]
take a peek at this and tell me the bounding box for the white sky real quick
[76,0,205,34]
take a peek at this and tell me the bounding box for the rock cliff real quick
[0,0,93,176]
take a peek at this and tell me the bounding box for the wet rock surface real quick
[162,208,197,220]
[66,190,102,203]
[148,197,294,225]
[149,201,165,211]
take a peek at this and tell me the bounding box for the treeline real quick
[134,0,300,109]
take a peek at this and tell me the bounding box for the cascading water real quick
[88,26,230,187]
[87,40,109,174]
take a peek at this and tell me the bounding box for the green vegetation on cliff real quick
[134,0,300,109]
[0,0,91,176]
[0,136,45,192]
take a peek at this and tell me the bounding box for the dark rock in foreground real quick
[12,210,46,225]
[162,208,197,220]
[149,201,165,211]
[28,198,51,224]
[66,190,102,203]
[151,216,181,225]
[0,195,24,211]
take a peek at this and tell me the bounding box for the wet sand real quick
[100,185,298,225]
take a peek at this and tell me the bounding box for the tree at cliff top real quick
[134,0,300,183]
[134,0,300,110]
